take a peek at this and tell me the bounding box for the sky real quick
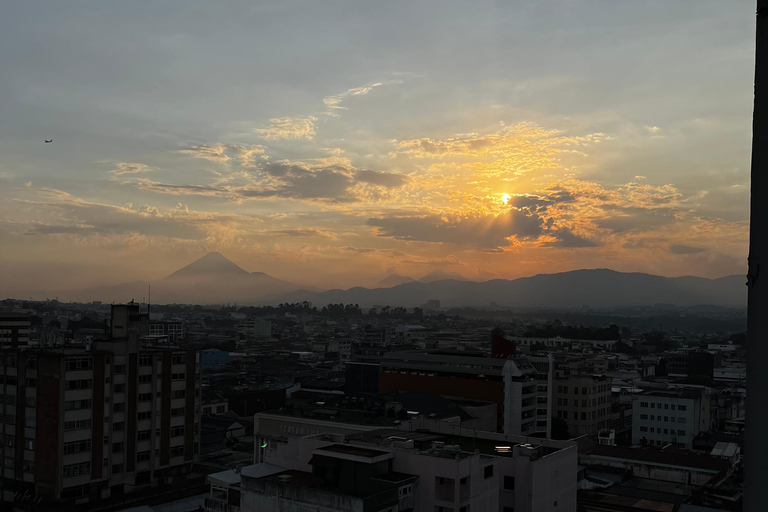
[0,1,756,294]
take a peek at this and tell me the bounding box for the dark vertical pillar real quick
[747,2,768,510]
[91,354,105,480]
[125,354,137,473]
[34,355,60,500]
[184,351,196,463]
[160,352,171,466]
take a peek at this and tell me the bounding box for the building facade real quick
[0,305,202,506]
[631,388,711,449]
[552,364,612,437]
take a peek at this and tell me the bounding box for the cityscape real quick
[0,1,763,511]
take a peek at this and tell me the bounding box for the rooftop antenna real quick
[148,284,151,318]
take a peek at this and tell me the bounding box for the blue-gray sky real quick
[0,0,755,293]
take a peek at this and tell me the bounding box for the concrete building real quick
[553,362,612,437]
[246,411,577,512]
[665,350,721,379]
[201,348,231,368]
[0,312,32,349]
[0,304,202,507]
[148,320,184,342]
[631,388,712,449]
[238,317,272,338]
[511,336,618,352]
[379,350,551,436]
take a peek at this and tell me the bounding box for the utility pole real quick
[746,2,768,510]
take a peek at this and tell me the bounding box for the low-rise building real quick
[631,388,712,449]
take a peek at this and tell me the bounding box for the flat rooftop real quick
[317,444,392,459]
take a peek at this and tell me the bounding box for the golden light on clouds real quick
[502,193,511,204]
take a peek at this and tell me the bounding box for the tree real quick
[551,418,571,440]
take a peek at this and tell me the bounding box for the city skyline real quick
[0,1,756,295]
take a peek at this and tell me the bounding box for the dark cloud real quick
[595,207,677,233]
[367,209,545,249]
[26,224,97,235]
[669,243,707,254]
[541,228,601,248]
[133,163,408,203]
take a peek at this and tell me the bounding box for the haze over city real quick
[0,1,755,296]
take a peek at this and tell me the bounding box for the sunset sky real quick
[0,1,756,294]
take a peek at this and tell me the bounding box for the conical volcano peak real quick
[165,252,249,278]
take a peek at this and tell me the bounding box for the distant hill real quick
[34,252,304,305]
[418,269,470,283]
[300,269,746,309]
[376,274,415,288]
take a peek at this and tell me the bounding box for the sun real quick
[502,193,511,204]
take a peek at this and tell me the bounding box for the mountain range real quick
[30,252,746,309]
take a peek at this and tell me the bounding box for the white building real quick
[631,388,711,449]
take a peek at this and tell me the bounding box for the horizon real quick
[0,1,754,295]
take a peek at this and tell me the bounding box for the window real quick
[137,451,150,462]
[574,387,579,395]
[139,355,152,366]
[64,419,92,431]
[112,464,123,474]
[65,399,93,410]
[678,417,686,424]
[504,476,515,490]
[503,508,515,512]
[25,438,34,450]
[581,400,587,407]
[63,462,90,478]
[640,402,648,408]
[114,383,125,393]
[582,387,587,394]
[112,442,124,453]
[22,461,34,474]
[138,411,152,421]
[172,390,186,399]
[114,365,126,374]
[650,427,655,433]
[678,430,686,436]
[138,374,153,383]
[651,403,656,408]
[65,379,92,390]
[138,430,151,441]
[25,377,36,387]
[664,429,668,434]
[170,425,185,437]
[63,440,91,454]
[484,465,494,479]
[25,397,35,407]
[113,402,125,413]
[216,405,226,414]
[114,421,125,432]
[678,405,687,411]
[670,405,676,410]
[664,403,669,410]
[573,412,578,420]
[399,484,413,497]
[640,414,648,420]
[581,412,586,420]
[170,446,184,457]
[138,393,153,402]
[171,372,186,381]
[65,358,93,371]
[640,426,648,432]
[171,407,185,417]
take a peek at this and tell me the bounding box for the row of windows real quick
[639,414,686,424]
[639,426,686,436]
[63,439,91,454]
[63,462,90,478]
[640,402,687,411]
[65,379,92,390]
[556,407,611,421]
[65,399,93,411]
[64,419,92,431]
[65,358,93,371]
[0,414,36,427]
[556,384,610,395]
[556,396,608,407]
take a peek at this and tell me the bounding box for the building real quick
[631,388,712,449]
[378,350,550,436]
[0,304,202,507]
[201,348,231,368]
[552,362,612,437]
[0,312,32,349]
[243,410,577,512]
[148,320,184,342]
[665,351,721,379]
[238,317,272,339]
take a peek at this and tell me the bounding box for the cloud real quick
[109,162,152,176]
[256,117,317,141]
[323,82,383,116]
[669,243,707,254]
[265,228,338,239]
[540,228,601,248]
[129,161,409,204]
[367,208,546,249]
[180,143,266,166]
[402,254,464,265]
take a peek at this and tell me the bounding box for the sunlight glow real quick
[502,193,511,204]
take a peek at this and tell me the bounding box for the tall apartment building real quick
[552,361,612,437]
[0,312,32,349]
[379,350,551,436]
[0,304,202,506]
[631,388,711,449]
